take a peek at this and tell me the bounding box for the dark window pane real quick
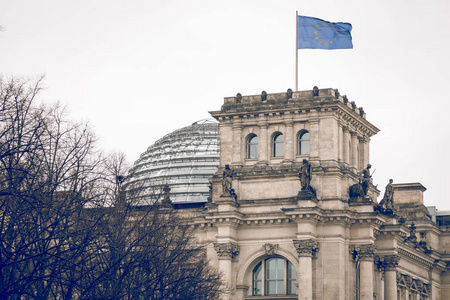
[273,133,284,157]
[248,135,258,159]
[299,131,310,155]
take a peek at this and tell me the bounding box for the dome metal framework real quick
[128,119,219,204]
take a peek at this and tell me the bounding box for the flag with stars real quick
[297,15,353,49]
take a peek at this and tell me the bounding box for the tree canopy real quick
[0,76,223,299]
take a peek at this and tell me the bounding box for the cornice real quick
[397,247,446,271]
[210,91,379,138]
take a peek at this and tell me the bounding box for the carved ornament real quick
[349,244,377,260]
[293,239,319,257]
[214,242,240,259]
[262,243,278,255]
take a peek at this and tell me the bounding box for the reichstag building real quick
[130,88,450,300]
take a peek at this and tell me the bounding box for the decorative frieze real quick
[293,239,319,257]
[213,242,240,259]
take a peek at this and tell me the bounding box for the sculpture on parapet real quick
[261,91,267,101]
[299,159,316,197]
[343,95,348,103]
[235,93,242,103]
[207,182,212,202]
[222,164,237,200]
[286,88,293,99]
[361,164,372,196]
[349,164,373,203]
[379,179,395,211]
[349,179,365,201]
[313,86,319,96]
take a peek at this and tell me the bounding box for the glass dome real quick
[128,119,219,204]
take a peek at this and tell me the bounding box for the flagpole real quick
[295,11,298,91]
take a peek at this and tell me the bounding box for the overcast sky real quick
[1,0,450,210]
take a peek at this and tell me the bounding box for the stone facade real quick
[185,88,449,299]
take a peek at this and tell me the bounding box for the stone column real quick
[382,255,400,300]
[351,244,377,300]
[231,123,242,166]
[214,242,239,299]
[351,133,358,169]
[293,239,319,300]
[358,244,376,300]
[284,122,294,161]
[259,123,268,163]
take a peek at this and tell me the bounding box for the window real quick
[272,133,284,157]
[247,135,258,159]
[298,131,310,155]
[252,257,296,296]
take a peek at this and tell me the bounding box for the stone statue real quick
[361,164,372,196]
[343,95,348,103]
[207,182,212,202]
[235,93,242,103]
[222,164,235,196]
[286,88,293,99]
[379,179,395,211]
[261,91,267,101]
[299,159,311,191]
[299,159,315,196]
[313,86,319,96]
[349,179,365,201]
[407,223,417,243]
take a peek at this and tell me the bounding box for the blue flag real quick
[297,15,353,50]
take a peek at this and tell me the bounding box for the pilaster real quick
[231,122,242,166]
[258,123,268,163]
[351,133,358,169]
[293,239,319,300]
[214,242,240,299]
[351,244,377,300]
[284,121,294,162]
[377,255,400,300]
[343,127,350,164]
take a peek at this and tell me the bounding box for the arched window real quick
[252,257,296,296]
[298,131,310,155]
[247,134,258,159]
[272,133,284,157]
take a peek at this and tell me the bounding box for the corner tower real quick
[209,87,380,208]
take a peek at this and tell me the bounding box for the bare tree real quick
[0,76,223,299]
[80,153,224,300]
[0,76,102,299]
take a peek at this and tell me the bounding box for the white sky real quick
[1,0,450,210]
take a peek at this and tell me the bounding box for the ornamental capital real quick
[376,255,400,270]
[383,255,400,270]
[214,242,240,259]
[293,239,319,257]
[350,244,377,260]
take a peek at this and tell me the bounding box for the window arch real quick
[272,132,284,157]
[252,257,296,296]
[247,134,258,159]
[298,130,310,155]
